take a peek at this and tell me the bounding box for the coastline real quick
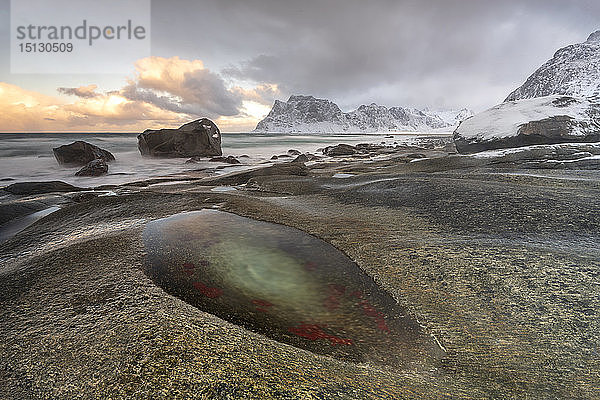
[1,139,599,398]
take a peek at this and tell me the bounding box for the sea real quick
[0,132,440,187]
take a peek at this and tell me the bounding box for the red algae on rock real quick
[142,209,444,369]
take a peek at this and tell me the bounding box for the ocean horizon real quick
[0,132,443,187]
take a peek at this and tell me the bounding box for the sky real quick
[0,0,599,132]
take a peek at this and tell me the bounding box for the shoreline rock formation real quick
[138,118,222,158]
[453,95,600,154]
[53,141,115,166]
[1,145,598,398]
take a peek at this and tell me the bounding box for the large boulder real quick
[322,144,358,156]
[453,96,600,154]
[138,119,222,158]
[53,141,115,166]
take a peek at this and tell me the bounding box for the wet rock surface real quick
[3,181,85,195]
[1,139,599,399]
[0,195,67,225]
[208,156,240,164]
[198,162,309,186]
[143,210,443,368]
[291,154,309,163]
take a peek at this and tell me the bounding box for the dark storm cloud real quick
[120,57,244,119]
[57,85,100,98]
[121,70,242,118]
[151,0,600,111]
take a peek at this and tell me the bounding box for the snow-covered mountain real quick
[505,30,600,102]
[253,95,473,133]
[422,107,474,127]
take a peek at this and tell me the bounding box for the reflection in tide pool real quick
[142,210,444,369]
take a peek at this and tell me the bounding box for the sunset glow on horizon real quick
[0,56,279,133]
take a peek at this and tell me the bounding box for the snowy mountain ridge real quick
[505,30,600,101]
[253,95,473,133]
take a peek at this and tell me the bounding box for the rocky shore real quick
[1,138,599,399]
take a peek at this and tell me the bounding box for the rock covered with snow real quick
[505,31,600,101]
[453,95,600,154]
[253,95,472,133]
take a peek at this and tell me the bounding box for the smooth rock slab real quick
[3,181,85,195]
[142,210,444,368]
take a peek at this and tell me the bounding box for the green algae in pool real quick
[142,209,444,369]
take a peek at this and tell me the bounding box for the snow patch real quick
[455,95,594,142]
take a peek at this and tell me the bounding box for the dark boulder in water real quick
[209,156,241,164]
[138,118,222,158]
[142,210,444,368]
[53,141,115,166]
[75,159,109,177]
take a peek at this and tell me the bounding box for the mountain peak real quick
[505,31,600,101]
[287,95,317,102]
[586,30,600,43]
[253,95,471,133]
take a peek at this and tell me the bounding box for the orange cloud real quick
[0,56,279,133]
[0,82,187,132]
[232,83,281,105]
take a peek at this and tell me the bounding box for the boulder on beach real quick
[138,118,222,158]
[75,159,109,177]
[53,141,115,166]
[291,154,309,163]
[323,144,358,156]
[453,95,600,154]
